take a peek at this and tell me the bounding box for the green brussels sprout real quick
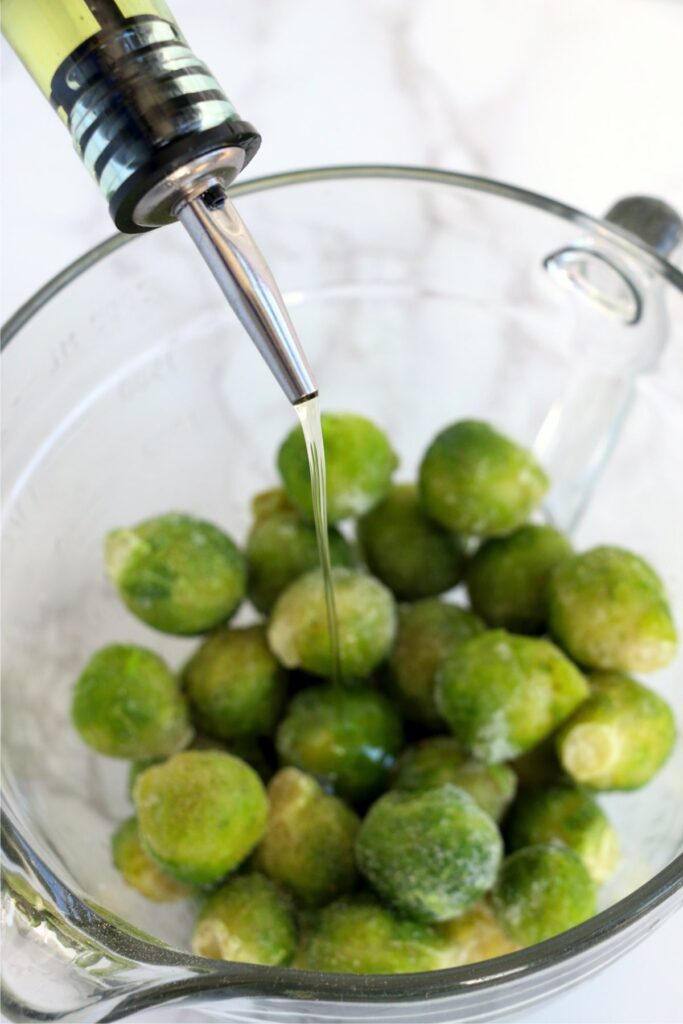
[105,512,246,635]
[72,644,192,759]
[111,817,193,902]
[134,750,267,885]
[268,568,397,680]
[254,767,359,907]
[493,844,596,946]
[436,631,589,763]
[418,420,548,538]
[183,625,287,741]
[277,412,398,523]
[246,489,354,613]
[466,525,573,633]
[357,484,465,600]
[356,784,503,922]
[383,599,484,728]
[548,546,677,673]
[297,894,448,974]
[556,673,676,790]
[192,873,296,965]
[393,737,517,823]
[437,900,520,966]
[276,685,403,803]
[505,783,620,884]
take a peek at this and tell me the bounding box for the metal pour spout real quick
[176,184,317,405]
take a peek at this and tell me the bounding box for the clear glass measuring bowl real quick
[2,167,682,1023]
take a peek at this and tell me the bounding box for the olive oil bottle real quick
[2,0,259,231]
[2,0,316,403]
[3,1,340,666]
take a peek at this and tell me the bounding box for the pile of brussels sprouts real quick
[71,415,678,974]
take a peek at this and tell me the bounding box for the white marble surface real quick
[1,1,682,1021]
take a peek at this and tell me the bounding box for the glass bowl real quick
[2,167,682,1023]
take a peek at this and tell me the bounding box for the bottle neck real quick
[58,13,259,231]
[2,0,260,232]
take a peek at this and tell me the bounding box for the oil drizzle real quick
[295,396,341,684]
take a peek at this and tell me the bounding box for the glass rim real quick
[2,163,682,1008]
[2,163,683,345]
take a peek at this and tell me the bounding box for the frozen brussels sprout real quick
[556,673,676,790]
[112,817,193,902]
[383,599,484,728]
[277,412,398,522]
[506,783,620,884]
[254,767,359,907]
[493,844,596,946]
[438,900,519,966]
[356,784,503,922]
[72,644,192,759]
[298,894,448,974]
[393,737,517,822]
[357,484,465,599]
[419,420,549,537]
[184,625,286,741]
[268,567,397,680]
[436,631,589,763]
[246,489,354,613]
[548,546,677,673]
[134,750,267,885]
[466,525,573,633]
[105,512,246,635]
[276,685,403,803]
[192,873,296,965]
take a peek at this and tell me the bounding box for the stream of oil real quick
[295,396,342,684]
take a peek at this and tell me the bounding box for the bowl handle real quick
[537,195,682,532]
[1,809,233,1022]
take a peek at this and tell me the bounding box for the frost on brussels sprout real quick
[112,817,193,902]
[72,644,192,759]
[246,489,354,613]
[548,546,677,673]
[466,524,573,633]
[356,784,503,922]
[438,900,519,966]
[506,783,620,884]
[134,750,267,886]
[254,767,359,907]
[357,484,465,600]
[184,625,287,740]
[436,631,589,763]
[418,420,548,537]
[192,873,296,965]
[493,844,596,946]
[277,412,398,522]
[393,737,517,823]
[297,894,449,974]
[105,512,246,635]
[556,673,676,791]
[276,686,403,803]
[383,599,484,728]
[268,567,397,680]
